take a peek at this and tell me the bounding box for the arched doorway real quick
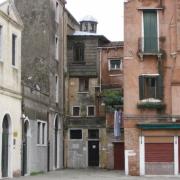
[2,115,10,177]
[22,120,29,175]
[54,115,60,169]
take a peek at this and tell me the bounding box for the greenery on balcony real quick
[137,101,166,110]
[101,89,123,111]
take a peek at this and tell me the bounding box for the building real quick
[14,0,66,174]
[65,15,110,168]
[0,0,23,178]
[99,41,124,170]
[124,0,180,176]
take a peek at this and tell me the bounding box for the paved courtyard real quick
[11,169,180,180]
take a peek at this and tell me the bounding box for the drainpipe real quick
[47,111,50,172]
[99,48,102,92]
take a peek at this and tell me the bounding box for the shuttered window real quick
[139,75,162,100]
[143,10,158,53]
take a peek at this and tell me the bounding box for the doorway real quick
[22,120,29,175]
[54,117,59,169]
[114,142,125,170]
[88,141,99,166]
[2,115,10,177]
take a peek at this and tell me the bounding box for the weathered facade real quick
[0,0,23,178]
[99,42,124,170]
[65,16,110,168]
[15,0,66,174]
[124,0,180,176]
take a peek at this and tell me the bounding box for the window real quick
[72,106,80,116]
[12,34,17,66]
[55,75,59,103]
[42,123,45,144]
[70,129,82,139]
[0,26,2,60]
[79,78,89,92]
[139,75,162,100]
[37,122,41,144]
[73,43,84,63]
[109,59,122,70]
[84,23,88,31]
[143,10,158,53]
[87,106,95,116]
[55,1,59,23]
[55,35,59,60]
[37,121,47,145]
[90,23,95,32]
[88,129,99,139]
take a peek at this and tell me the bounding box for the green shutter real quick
[156,75,163,100]
[143,11,158,53]
[139,76,145,100]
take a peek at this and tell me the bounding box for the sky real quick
[66,0,124,41]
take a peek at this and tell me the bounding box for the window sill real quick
[12,65,18,70]
[71,115,81,117]
[77,91,89,94]
[36,144,47,147]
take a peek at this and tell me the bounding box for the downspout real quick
[62,3,65,169]
[99,48,102,92]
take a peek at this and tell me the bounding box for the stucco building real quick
[124,0,180,176]
[15,0,66,175]
[0,0,23,178]
[64,15,110,168]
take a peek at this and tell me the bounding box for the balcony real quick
[138,37,164,60]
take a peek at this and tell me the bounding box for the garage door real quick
[145,137,174,175]
[145,143,174,162]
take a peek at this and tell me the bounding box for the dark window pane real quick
[70,130,82,139]
[88,106,95,116]
[110,60,121,70]
[88,129,99,139]
[73,107,80,116]
[74,43,84,62]
[12,34,16,66]
[37,122,41,144]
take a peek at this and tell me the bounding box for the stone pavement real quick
[12,169,180,180]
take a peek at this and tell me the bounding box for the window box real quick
[137,100,165,110]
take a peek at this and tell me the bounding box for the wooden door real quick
[88,141,99,167]
[114,142,125,170]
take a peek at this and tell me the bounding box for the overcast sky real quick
[66,0,124,41]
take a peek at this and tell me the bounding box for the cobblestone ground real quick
[12,169,180,180]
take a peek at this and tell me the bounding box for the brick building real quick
[99,42,124,170]
[124,0,180,176]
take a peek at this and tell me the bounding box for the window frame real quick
[139,74,162,100]
[12,33,17,66]
[0,25,3,61]
[72,106,80,117]
[55,1,60,23]
[55,35,59,60]
[55,74,59,103]
[69,129,83,140]
[108,59,123,71]
[37,120,47,146]
[73,42,84,63]
[79,78,89,92]
[87,105,95,117]
[142,10,159,53]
